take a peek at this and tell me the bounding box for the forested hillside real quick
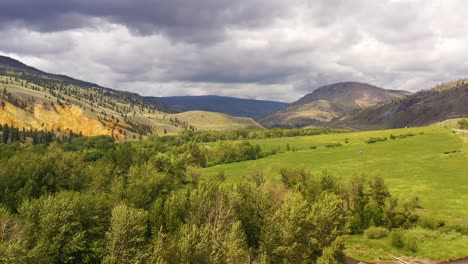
[339,80,468,129]
[0,56,263,139]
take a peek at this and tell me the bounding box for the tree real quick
[458,118,468,129]
[104,204,149,264]
[309,192,348,253]
[369,175,390,208]
[260,192,316,263]
[18,192,111,263]
[2,124,9,144]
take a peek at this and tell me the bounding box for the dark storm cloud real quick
[0,0,289,43]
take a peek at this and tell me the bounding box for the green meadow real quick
[203,126,468,261]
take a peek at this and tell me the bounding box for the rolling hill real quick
[338,79,468,129]
[0,56,262,139]
[148,95,287,119]
[260,82,410,127]
[172,111,263,130]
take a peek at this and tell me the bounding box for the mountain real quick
[0,56,262,139]
[260,82,411,127]
[337,79,468,129]
[147,95,287,119]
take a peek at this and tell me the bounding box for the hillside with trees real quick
[0,56,263,140]
[260,82,410,128]
[338,80,468,129]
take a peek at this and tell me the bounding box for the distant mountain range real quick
[150,95,287,119]
[260,82,411,127]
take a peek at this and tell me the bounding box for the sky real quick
[1,0,467,102]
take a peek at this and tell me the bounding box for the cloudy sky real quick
[0,0,467,102]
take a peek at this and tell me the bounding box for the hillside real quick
[0,56,262,139]
[150,95,287,119]
[172,111,263,130]
[338,80,468,129]
[260,82,410,127]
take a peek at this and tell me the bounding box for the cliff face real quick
[0,101,112,137]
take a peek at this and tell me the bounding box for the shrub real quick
[365,226,389,239]
[390,133,416,140]
[365,137,387,144]
[458,118,468,129]
[325,143,342,148]
[310,146,317,149]
[391,230,405,248]
[404,234,419,252]
[419,217,445,230]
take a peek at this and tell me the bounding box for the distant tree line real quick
[0,123,82,145]
[179,127,341,143]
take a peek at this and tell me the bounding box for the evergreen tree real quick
[2,124,9,144]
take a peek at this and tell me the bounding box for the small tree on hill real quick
[458,118,468,129]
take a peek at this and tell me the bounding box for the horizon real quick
[1,1,467,101]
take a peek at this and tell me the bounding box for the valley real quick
[0,56,467,264]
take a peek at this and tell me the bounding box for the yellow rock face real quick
[0,101,111,136]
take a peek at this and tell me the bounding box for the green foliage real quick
[390,132,416,140]
[18,192,112,263]
[365,137,387,144]
[207,141,262,166]
[0,126,448,262]
[104,204,149,264]
[365,227,389,239]
[391,230,405,248]
[0,123,82,145]
[180,127,339,142]
[260,192,317,263]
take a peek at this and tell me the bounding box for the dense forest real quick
[0,127,433,263]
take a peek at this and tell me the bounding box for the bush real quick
[325,143,342,148]
[365,227,389,239]
[443,150,458,154]
[419,217,445,230]
[310,146,317,149]
[389,133,416,140]
[458,118,468,129]
[391,230,405,248]
[404,234,419,252]
[365,137,387,144]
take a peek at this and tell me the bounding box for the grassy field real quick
[344,227,468,262]
[202,126,468,261]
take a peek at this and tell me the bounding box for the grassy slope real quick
[203,126,468,224]
[173,111,263,131]
[202,126,468,260]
